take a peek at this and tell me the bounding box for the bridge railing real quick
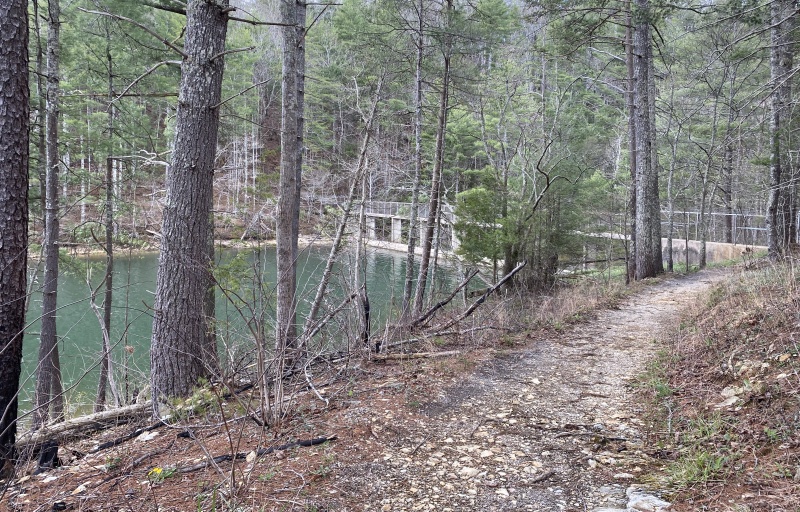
[590,211,768,246]
[310,197,769,246]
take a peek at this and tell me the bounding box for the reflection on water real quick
[22,244,463,415]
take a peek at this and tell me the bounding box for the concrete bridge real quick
[358,201,766,265]
[363,201,459,253]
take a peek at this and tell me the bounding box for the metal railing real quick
[309,197,770,246]
[590,210,768,246]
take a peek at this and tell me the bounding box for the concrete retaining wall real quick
[664,239,765,266]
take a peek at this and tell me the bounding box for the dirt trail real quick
[333,270,727,511]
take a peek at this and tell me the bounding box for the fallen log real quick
[16,402,152,448]
[411,270,479,329]
[379,325,509,352]
[434,260,527,332]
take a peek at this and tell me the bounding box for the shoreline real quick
[34,234,338,261]
[42,234,464,262]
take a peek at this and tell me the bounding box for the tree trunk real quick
[779,9,795,247]
[722,142,734,244]
[766,0,793,260]
[647,39,662,271]
[293,0,306,259]
[275,0,306,422]
[625,1,637,283]
[633,0,659,280]
[698,93,721,270]
[35,0,64,429]
[414,0,452,315]
[97,27,116,412]
[32,0,47,229]
[722,71,737,245]
[403,0,425,318]
[0,0,29,472]
[151,0,230,403]
[275,0,302,352]
[96,156,115,412]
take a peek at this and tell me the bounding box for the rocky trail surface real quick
[331,271,727,511]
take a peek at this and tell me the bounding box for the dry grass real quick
[645,261,800,511]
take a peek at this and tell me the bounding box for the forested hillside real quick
[23,0,789,265]
[0,0,798,508]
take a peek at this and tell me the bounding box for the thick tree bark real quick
[151,0,229,403]
[35,0,65,428]
[766,0,794,260]
[276,0,301,355]
[275,0,306,422]
[0,0,29,473]
[276,3,300,328]
[633,0,660,280]
[647,40,662,271]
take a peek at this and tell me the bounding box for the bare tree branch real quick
[138,0,298,27]
[112,60,181,106]
[211,78,272,110]
[209,45,256,63]
[78,8,189,58]
[434,260,528,332]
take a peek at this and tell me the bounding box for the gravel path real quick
[334,270,727,511]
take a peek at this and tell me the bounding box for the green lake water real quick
[22,244,463,416]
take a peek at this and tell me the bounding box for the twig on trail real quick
[373,350,462,361]
[369,426,381,441]
[469,418,493,438]
[410,437,429,456]
[553,431,627,442]
[380,325,510,352]
[529,469,555,484]
[353,381,404,395]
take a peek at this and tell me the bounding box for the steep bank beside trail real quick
[329,270,727,511]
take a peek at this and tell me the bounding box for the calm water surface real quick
[22,244,462,415]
